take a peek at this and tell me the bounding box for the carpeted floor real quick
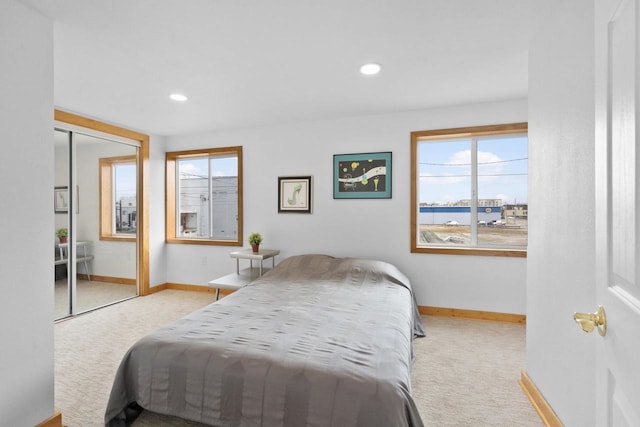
[54,279,137,319]
[54,290,543,426]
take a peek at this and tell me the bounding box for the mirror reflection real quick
[54,130,139,319]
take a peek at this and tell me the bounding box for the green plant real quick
[56,227,68,238]
[248,232,263,246]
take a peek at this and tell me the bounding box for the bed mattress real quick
[105,254,425,426]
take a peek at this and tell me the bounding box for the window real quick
[411,123,528,257]
[99,156,137,241]
[166,146,243,245]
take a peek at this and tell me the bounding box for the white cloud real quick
[447,149,471,166]
[477,151,504,181]
[448,149,504,182]
[179,162,205,178]
[424,149,504,184]
[477,150,502,165]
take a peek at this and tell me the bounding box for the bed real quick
[105,254,425,426]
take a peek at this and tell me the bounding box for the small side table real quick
[56,241,94,280]
[230,248,280,275]
[208,248,280,300]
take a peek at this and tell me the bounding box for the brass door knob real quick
[573,305,606,336]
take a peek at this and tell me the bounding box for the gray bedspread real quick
[105,254,425,427]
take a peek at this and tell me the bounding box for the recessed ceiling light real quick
[360,63,381,76]
[169,93,188,102]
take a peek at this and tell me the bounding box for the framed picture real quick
[333,152,392,199]
[278,176,312,213]
[54,186,69,213]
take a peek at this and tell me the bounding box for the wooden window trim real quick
[166,146,243,246]
[410,122,528,258]
[99,155,137,242]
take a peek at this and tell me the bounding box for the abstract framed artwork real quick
[333,152,392,199]
[278,176,312,213]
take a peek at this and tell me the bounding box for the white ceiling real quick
[22,0,531,136]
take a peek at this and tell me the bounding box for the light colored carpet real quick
[410,316,543,427]
[55,279,137,319]
[54,290,543,426]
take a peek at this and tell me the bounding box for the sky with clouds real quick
[418,136,528,205]
[178,156,238,179]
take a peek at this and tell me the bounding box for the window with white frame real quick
[411,123,528,257]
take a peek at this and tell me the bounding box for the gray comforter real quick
[105,254,425,426]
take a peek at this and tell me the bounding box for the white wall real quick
[527,1,596,425]
[149,134,168,286]
[163,99,528,314]
[0,1,54,425]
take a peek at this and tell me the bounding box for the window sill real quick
[100,235,136,242]
[412,246,527,258]
[166,238,242,246]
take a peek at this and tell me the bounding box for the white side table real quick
[208,248,280,300]
[230,248,280,275]
[55,241,94,280]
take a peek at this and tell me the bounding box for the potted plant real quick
[248,232,263,253]
[56,227,68,244]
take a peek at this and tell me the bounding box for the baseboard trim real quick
[36,411,63,427]
[151,283,219,295]
[418,305,526,324]
[77,274,136,285]
[519,371,563,427]
[147,283,167,294]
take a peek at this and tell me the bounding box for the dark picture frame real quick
[54,186,69,213]
[333,152,392,199]
[278,176,312,213]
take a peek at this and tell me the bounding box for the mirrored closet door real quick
[54,128,139,320]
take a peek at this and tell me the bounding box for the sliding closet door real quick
[54,129,139,320]
[74,132,138,313]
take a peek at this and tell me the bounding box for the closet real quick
[54,112,148,319]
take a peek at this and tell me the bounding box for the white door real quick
[595,0,640,425]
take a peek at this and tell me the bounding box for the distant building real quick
[456,199,503,207]
[420,198,503,208]
[178,176,238,238]
[419,206,501,225]
[502,203,528,219]
[116,196,137,233]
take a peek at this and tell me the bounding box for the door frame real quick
[54,110,151,295]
